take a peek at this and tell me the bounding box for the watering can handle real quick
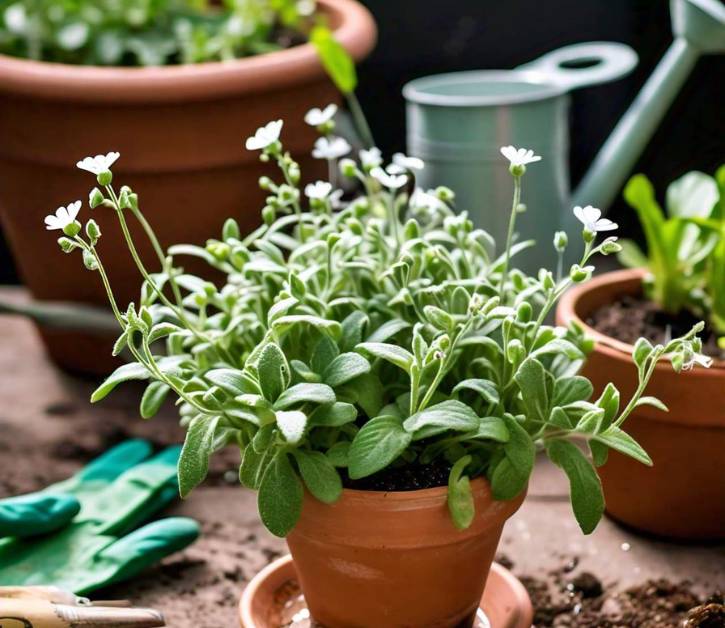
[518,42,638,91]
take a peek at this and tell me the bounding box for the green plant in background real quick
[0,0,316,65]
[619,166,724,347]
[43,109,709,538]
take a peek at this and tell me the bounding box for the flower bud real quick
[85,219,101,245]
[288,165,301,184]
[258,176,273,190]
[468,293,484,315]
[97,170,112,186]
[435,186,455,203]
[62,221,81,237]
[327,233,341,249]
[403,218,420,240]
[509,163,525,177]
[340,158,357,178]
[516,203,527,214]
[89,187,104,209]
[57,237,78,253]
[516,302,532,323]
[582,228,595,244]
[262,206,276,225]
[538,269,555,291]
[553,231,568,251]
[206,240,230,261]
[569,264,592,283]
[600,237,622,255]
[222,218,241,241]
[506,339,525,364]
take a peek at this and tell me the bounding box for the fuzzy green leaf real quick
[356,342,414,372]
[91,362,150,402]
[178,415,221,498]
[256,343,290,403]
[403,400,480,439]
[448,455,475,530]
[258,451,303,537]
[348,415,412,479]
[140,381,170,419]
[514,358,551,422]
[594,427,652,466]
[275,410,308,444]
[205,368,254,396]
[323,352,371,387]
[239,445,271,490]
[452,378,500,405]
[490,415,535,500]
[546,440,605,534]
[310,25,357,94]
[294,450,343,504]
[365,319,410,343]
[309,402,357,427]
[274,383,335,410]
[553,376,593,407]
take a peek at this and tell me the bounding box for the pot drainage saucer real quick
[240,555,533,628]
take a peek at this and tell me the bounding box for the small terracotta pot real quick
[285,479,525,627]
[557,268,725,540]
[0,0,376,375]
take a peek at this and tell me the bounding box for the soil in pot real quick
[586,294,723,360]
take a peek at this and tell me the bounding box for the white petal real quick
[392,153,424,171]
[594,218,618,232]
[67,200,82,221]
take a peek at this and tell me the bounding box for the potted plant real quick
[557,168,724,540]
[43,112,706,625]
[0,0,376,375]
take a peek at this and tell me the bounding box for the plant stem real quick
[498,175,521,301]
[346,91,375,148]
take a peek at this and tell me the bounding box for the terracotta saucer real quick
[240,555,533,628]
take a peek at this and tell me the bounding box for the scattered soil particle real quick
[342,460,453,491]
[568,572,603,599]
[587,294,723,359]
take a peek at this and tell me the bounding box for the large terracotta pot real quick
[0,0,376,375]
[285,479,525,627]
[557,268,725,540]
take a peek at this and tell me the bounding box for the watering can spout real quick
[572,0,725,210]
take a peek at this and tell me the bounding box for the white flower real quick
[312,136,351,160]
[304,104,338,127]
[44,201,81,231]
[371,167,407,190]
[499,145,541,168]
[392,152,424,171]
[573,205,618,232]
[682,352,713,371]
[410,188,447,212]
[245,120,283,151]
[296,0,316,16]
[359,147,382,169]
[329,189,344,209]
[76,152,120,175]
[304,181,333,200]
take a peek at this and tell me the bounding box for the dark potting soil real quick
[587,295,723,360]
[514,554,724,628]
[342,460,453,491]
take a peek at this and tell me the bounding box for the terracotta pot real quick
[557,268,725,540]
[0,0,376,375]
[285,479,525,627]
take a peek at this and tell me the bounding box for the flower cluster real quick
[47,106,708,539]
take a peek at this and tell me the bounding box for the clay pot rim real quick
[0,0,376,104]
[558,267,725,372]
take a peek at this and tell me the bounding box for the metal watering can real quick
[404,0,725,270]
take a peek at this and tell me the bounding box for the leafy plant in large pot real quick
[43,105,706,624]
[557,168,724,540]
[0,0,376,375]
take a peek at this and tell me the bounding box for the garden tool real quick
[404,0,725,271]
[0,440,200,595]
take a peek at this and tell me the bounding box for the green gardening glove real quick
[0,439,200,594]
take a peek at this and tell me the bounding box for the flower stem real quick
[498,175,521,301]
[346,92,375,148]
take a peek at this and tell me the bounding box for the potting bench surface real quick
[0,287,722,627]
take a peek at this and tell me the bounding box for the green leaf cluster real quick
[0,0,315,66]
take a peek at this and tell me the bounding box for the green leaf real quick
[589,440,609,467]
[148,322,180,344]
[310,25,358,94]
[348,415,412,479]
[594,427,652,466]
[553,376,593,406]
[617,239,649,269]
[91,362,150,402]
[623,174,670,275]
[239,444,271,490]
[311,335,340,375]
[178,415,221,498]
[666,171,718,219]
[365,318,410,343]
[205,368,254,396]
[339,372,384,418]
[256,343,290,402]
[490,415,535,500]
[448,455,475,530]
[272,315,342,340]
[403,400,480,439]
[275,410,308,445]
[634,396,668,412]
[463,416,509,442]
[548,407,573,429]
[293,450,343,504]
[514,358,551,422]
[452,378,500,405]
[356,342,414,372]
[140,381,170,419]
[274,383,335,410]
[252,424,276,453]
[258,451,303,537]
[546,440,604,534]
[576,408,605,434]
[309,402,357,427]
[323,352,371,387]
[340,311,369,352]
[326,441,350,467]
[595,383,620,430]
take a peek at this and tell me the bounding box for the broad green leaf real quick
[272,315,342,340]
[290,360,321,383]
[546,440,604,534]
[595,383,620,430]
[256,343,290,402]
[140,381,170,419]
[326,441,350,467]
[666,171,718,219]
[252,424,276,453]
[548,407,573,429]
[323,352,371,387]
[463,416,509,442]
[239,445,271,490]
[594,427,652,466]
[530,338,584,361]
[491,415,535,500]
[589,440,609,467]
[348,415,412,479]
[178,415,221,498]
[576,408,605,434]
[309,402,357,427]
[338,372,384,418]
[311,335,340,375]
[365,318,410,343]
[623,174,670,275]
[258,451,303,537]
[273,383,335,410]
[91,362,150,402]
[553,376,593,407]
[634,396,668,412]
[205,368,254,396]
[617,239,649,269]
[403,400,479,439]
[514,358,551,422]
[452,378,500,405]
[275,410,308,444]
[310,25,357,94]
[148,322,180,344]
[448,455,475,530]
[356,342,414,372]
[340,310,369,352]
[293,450,343,504]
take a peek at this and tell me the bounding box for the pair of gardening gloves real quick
[0,439,199,595]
